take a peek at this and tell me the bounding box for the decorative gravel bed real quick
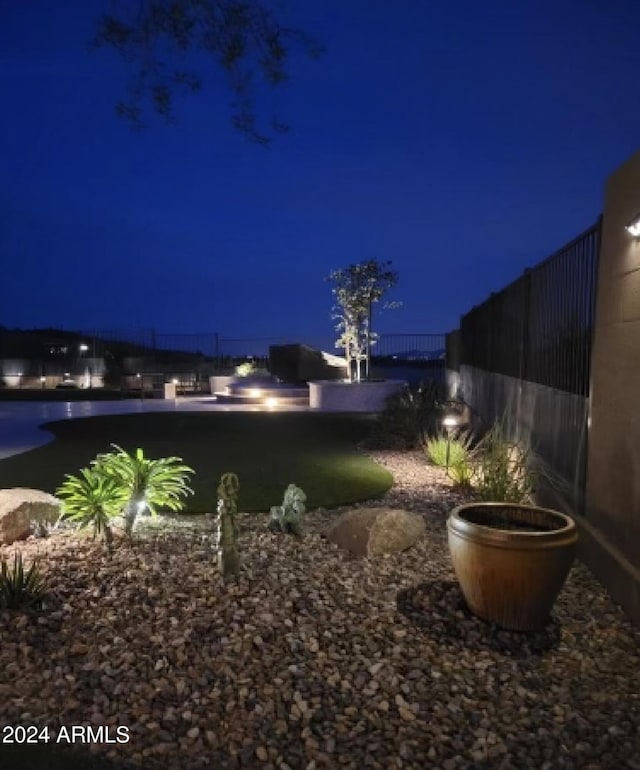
[1,450,639,770]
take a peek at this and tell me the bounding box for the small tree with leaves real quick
[326,259,399,382]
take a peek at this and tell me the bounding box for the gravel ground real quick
[1,450,639,770]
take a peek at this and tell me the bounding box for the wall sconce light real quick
[625,214,640,237]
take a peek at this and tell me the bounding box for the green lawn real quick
[0,412,393,512]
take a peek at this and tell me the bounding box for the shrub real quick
[472,421,534,503]
[235,361,257,377]
[0,553,48,610]
[448,458,475,488]
[268,484,306,536]
[365,381,444,449]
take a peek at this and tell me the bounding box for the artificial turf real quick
[0,411,393,513]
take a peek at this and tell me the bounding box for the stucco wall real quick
[585,149,640,624]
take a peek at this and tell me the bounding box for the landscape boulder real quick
[0,488,61,545]
[326,507,426,557]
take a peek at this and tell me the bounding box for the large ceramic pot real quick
[447,503,577,631]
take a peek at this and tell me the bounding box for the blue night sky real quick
[2,0,640,353]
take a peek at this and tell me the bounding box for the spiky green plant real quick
[472,421,534,503]
[56,467,128,551]
[425,430,474,468]
[0,553,48,610]
[94,445,194,537]
[216,472,240,580]
[268,484,306,536]
[447,459,474,488]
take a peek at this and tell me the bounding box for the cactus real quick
[268,484,306,536]
[216,472,240,579]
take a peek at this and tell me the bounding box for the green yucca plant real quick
[94,445,195,537]
[56,467,129,551]
[0,553,48,610]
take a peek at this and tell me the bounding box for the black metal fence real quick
[80,331,448,362]
[454,218,602,516]
[375,333,446,360]
[78,331,293,360]
[459,219,601,396]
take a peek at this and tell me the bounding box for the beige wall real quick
[585,149,640,624]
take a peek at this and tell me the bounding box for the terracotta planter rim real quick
[448,502,577,549]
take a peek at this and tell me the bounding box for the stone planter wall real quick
[309,380,407,412]
[209,376,234,395]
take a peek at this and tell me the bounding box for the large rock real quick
[0,488,61,545]
[269,343,347,384]
[326,507,426,557]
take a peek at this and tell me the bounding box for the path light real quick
[79,343,89,353]
[265,396,279,408]
[442,413,460,469]
[625,214,640,237]
[249,388,262,398]
[40,376,46,388]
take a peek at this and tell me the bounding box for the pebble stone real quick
[0,449,639,770]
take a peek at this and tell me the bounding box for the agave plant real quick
[425,429,474,469]
[56,467,128,551]
[94,445,195,537]
[0,553,48,610]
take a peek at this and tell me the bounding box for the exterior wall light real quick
[625,215,640,237]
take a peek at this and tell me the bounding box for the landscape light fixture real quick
[442,413,460,469]
[79,343,89,352]
[625,214,640,237]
